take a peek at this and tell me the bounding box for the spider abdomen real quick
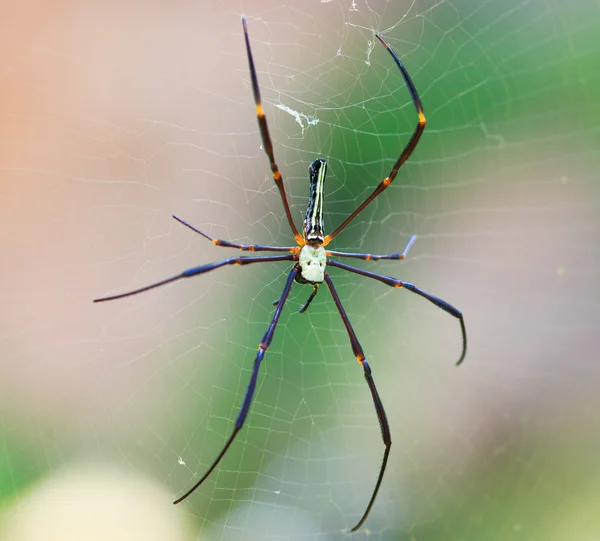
[298,244,326,283]
[304,159,327,243]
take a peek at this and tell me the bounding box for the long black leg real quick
[173,215,298,253]
[324,273,391,532]
[173,266,299,504]
[242,18,303,244]
[93,254,297,303]
[327,259,467,365]
[327,235,416,261]
[323,34,426,246]
[272,284,318,313]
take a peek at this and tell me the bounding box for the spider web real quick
[1,0,600,540]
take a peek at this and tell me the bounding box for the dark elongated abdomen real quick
[304,158,327,244]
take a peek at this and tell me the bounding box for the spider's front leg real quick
[324,273,391,532]
[173,266,299,504]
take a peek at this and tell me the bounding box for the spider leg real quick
[324,273,391,532]
[323,33,426,246]
[272,284,318,313]
[327,235,416,261]
[242,18,303,244]
[173,266,299,504]
[93,254,297,303]
[173,215,299,253]
[299,284,319,313]
[328,259,467,365]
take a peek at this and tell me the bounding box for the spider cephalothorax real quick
[94,17,467,533]
[298,243,327,284]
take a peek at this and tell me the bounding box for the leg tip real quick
[375,33,388,48]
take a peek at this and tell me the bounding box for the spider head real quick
[298,244,326,284]
[303,159,327,244]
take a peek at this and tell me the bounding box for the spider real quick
[94,18,467,533]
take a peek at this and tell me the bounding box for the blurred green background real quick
[1,1,599,540]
